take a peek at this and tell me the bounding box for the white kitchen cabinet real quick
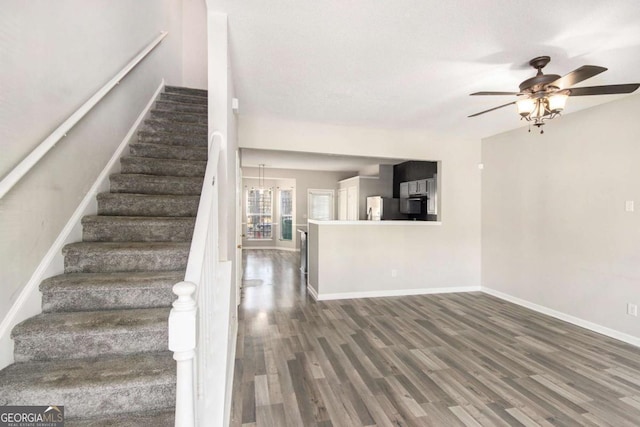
[339,175,391,220]
[408,180,419,195]
[399,182,409,198]
[338,188,348,220]
[416,179,428,196]
[406,179,428,196]
[347,186,358,220]
[426,175,437,214]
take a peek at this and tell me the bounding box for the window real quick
[246,188,273,239]
[308,189,334,221]
[279,189,293,240]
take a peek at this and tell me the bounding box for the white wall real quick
[207,11,239,426]
[242,166,355,241]
[0,0,183,331]
[239,116,482,279]
[309,221,479,300]
[482,94,640,341]
[182,0,208,89]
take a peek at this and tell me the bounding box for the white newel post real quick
[169,281,197,427]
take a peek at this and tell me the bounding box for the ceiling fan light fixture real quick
[516,98,535,117]
[468,56,640,133]
[548,92,569,113]
[532,99,547,119]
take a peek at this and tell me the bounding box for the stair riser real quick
[2,383,175,419]
[83,219,195,242]
[144,119,206,136]
[121,157,206,177]
[138,130,207,147]
[42,285,175,313]
[164,85,208,98]
[155,100,207,114]
[63,247,189,273]
[110,175,203,196]
[130,143,208,161]
[159,92,207,105]
[14,328,168,362]
[97,194,199,217]
[151,110,207,125]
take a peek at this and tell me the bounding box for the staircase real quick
[0,86,207,425]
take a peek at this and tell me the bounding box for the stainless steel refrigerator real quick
[366,197,404,220]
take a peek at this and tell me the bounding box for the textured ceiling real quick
[211,0,640,140]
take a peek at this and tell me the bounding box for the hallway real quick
[230,250,640,427]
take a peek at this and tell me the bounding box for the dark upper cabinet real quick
[393,161,438,198]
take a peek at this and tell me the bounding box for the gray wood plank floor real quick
[230,250,640,427]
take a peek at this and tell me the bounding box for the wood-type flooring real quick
[230,250,640,426]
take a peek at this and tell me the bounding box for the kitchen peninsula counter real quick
[307,219,479,300]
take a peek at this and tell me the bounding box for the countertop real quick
[307,220,441,226]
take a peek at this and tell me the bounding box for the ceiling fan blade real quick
[568,83,640,96]
[550,65,607,89]
[470,91,520,96]
[468,101,515,118]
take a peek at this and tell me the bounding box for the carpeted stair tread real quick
[0,352,175,419]
[143,118,206,136]
[82,215,196,242]
[0,86,213,422]
[121,156,206,177]
[154,99,207,114]
[164,85,207,98]
[66,410,174,426]
[40,271,182,313]
[160,91,207,105]
[130,142,208,161]
[97,193,199,217]
[150,109,207,124]
[12,308,170,361]
[138,129,207,147]
[110,173,203,195]
[62,242,190,273]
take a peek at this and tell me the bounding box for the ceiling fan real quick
[468,56,640,133]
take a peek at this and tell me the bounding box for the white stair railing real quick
[169,131,231,426]
[0,31,168,200]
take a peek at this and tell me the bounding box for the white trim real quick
[308,219,442,226]
[338,175,379,184]
[307,283,319,301]
[0,32,168,200]
[224,306,239,423]
[482,288,640,348]
[316,286,481,301]
[0,80,165,370]
[243,246,299,252]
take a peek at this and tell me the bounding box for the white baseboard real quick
[482,287,640,348]
[0,80,165,370]
[243,246,299,252]
[316,286,481,301]
[307,283,319,301]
